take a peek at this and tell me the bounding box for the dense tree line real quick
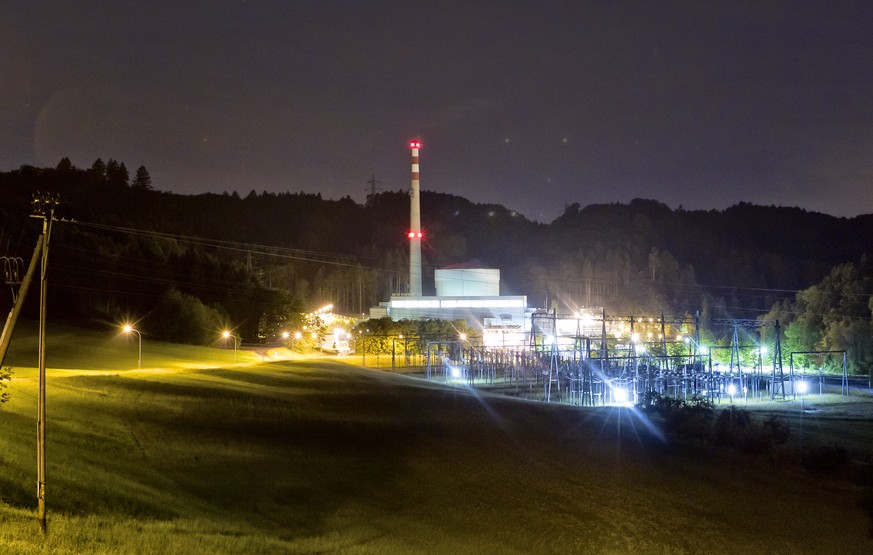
[350,317,473,361]
[2,159,873,356]
[762,260,873,375]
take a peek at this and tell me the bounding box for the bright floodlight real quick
[797,381,809,394]
[123,324,133,333]
[613,388,628,404]
[760,346,769,355]
[727,384,737,396]
[282,331,289,339]
[449,365,461,379]
[222,330,231,339]
[294,331,302,340]
[459,333,467,341]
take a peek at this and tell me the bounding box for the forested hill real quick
[1,159,872,344]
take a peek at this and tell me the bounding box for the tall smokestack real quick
[408,139,423,296]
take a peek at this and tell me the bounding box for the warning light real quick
[417,231,423,238]
[408,231,424,239]
[408,231,415,238]
[409,140,421,149]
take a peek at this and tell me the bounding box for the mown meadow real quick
[1,324,872,553]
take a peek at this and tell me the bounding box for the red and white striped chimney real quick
[408,139,423,296]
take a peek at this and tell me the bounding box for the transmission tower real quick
[365,174,382,202]
[771,320,786,400]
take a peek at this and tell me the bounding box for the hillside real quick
[2,161,873,338]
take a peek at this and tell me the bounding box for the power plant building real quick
[368,140,529,340]
[373,260,527,329]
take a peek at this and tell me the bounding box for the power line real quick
[65,219,399,273]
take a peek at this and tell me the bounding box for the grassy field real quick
[1,324,873,553]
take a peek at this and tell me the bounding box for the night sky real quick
[3,1,873,222]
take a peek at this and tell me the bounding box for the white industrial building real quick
[367,141,530,345]
[370,260,528,333]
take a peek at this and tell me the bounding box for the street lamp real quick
[222,330,239,362]
[123,324,142,369]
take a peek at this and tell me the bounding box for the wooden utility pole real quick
[32,193,58,532]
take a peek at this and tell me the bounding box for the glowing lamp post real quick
[123,324,142,369]
[222,330,239,362]
[281,331,291,357]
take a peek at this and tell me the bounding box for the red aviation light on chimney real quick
[409,140,421,149]
[407,231,424,239]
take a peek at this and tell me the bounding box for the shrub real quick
[761,415,790,445]
[0,366,10,406]
[149,288,226,345]
[637,390,682,415]
[637,393,792,455]
[643,394,716,439]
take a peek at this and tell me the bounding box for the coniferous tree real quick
[90,158,107,180]
[106,159,129,187]
[56,157,73,172]
[132,165,152,190]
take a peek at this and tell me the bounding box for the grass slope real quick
[1,325,872,553]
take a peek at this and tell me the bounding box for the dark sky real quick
[3,1,873,222]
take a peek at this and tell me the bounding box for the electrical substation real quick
[366,140,856,407]
[416,311,851,407]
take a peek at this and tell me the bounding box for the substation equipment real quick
[419,311,850,407]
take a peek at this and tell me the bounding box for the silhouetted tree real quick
[106,159,129,187]
[90,158,106,179]
[132,165,152,190]
[56,157,74,173]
